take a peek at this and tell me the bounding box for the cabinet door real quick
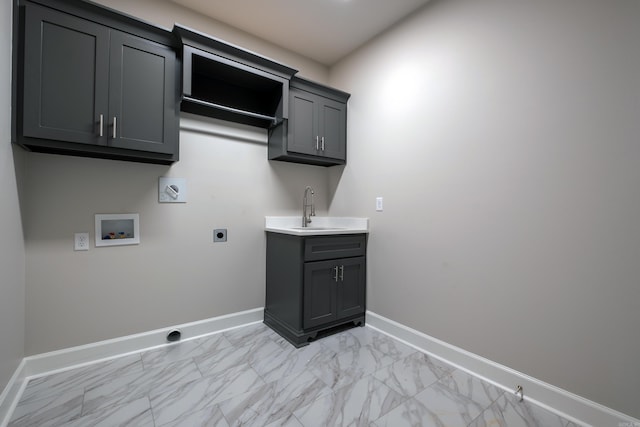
[336,257,366,320]
[108,32,177,154]
[319,99,346,160]
[303,259,338,329]
[23,3,109,145]
[287,88,319,156]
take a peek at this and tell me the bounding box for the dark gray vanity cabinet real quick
[303,256,366,329]
[17,0,179,164]
[268,77,350,167]
[265,232,366,347]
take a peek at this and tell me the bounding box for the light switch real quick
[376,197,383,212]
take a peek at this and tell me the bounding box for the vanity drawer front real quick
[304,235,366,261]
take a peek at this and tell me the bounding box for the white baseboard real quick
[366,311,639,427]
[0,359,27,427]
[0,308,264,427]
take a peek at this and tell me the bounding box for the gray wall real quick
[329,0,640,418]
[21,3,331,355]
[92,0,329,84]
[23,118,329,354]
[0,0,26,394]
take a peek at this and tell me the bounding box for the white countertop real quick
[265,216,369,236]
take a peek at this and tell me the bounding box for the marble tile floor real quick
[8,323,580,427]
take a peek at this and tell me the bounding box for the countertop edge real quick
[265,227,369,236]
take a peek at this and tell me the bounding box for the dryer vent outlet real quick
[166,329,182,342]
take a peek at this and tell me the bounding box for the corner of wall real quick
[1,0,26,416]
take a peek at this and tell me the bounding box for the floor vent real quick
[166,329,182,342]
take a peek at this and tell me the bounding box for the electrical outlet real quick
[213,229,227,243]
[74,233,90,251]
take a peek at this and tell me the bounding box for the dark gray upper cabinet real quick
[108,32,176,154]
[173,25,298,129]
[268,76,350,167]
[22,4,109,146]
[16,0,179,164]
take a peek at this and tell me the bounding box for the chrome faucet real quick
[302,186,315,227]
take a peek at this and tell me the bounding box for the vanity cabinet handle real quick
[316,136,320,150]
[112,116,117,139]
[321,136,325,151]
[333,266,339,282]
[99,114,104,137]
[339,265,344,281]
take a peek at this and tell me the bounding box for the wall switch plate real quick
[376,197,384,212]
[74,232,90,251]
[213,229,227,242]
[159,177,187,203]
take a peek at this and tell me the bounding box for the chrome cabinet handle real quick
[316,136,319,150]
[321,136,325,151]
[112,116,117,139]
[99,114,104,137]
[334,266,339,282]
[339,265,344,281]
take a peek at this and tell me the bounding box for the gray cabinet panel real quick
[108,32,176,154]
[304,235,366,262]
[264,232,304,330]
[304,260,338,329]
[23,3,109,145]
[303,256,365,329]
[320,100,346,160]
[336,257,366,320]
[287,89,317,156]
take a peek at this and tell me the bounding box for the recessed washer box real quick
[95,213,140,247]
[159,177,187,203]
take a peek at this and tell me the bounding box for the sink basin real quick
[265,217,368,236]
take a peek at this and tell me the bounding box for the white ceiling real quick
[170,0,431,65]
